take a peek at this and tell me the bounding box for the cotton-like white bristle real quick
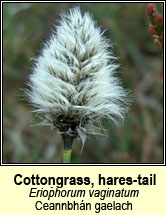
[26,7,129,144]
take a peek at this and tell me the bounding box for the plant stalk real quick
[62,134,74,163]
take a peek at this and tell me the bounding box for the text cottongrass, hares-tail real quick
[25,7,129,163]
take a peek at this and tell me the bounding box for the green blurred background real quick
[3,2,163,163]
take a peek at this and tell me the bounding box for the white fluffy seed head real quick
[26,7,129,144]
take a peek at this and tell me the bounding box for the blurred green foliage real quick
[3,3,163,163]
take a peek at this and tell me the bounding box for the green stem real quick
[62,134,74,163]
[63,149,72,163]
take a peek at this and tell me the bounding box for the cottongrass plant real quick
[25,7,129,163]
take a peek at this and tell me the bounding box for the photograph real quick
[2,2,164,164]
